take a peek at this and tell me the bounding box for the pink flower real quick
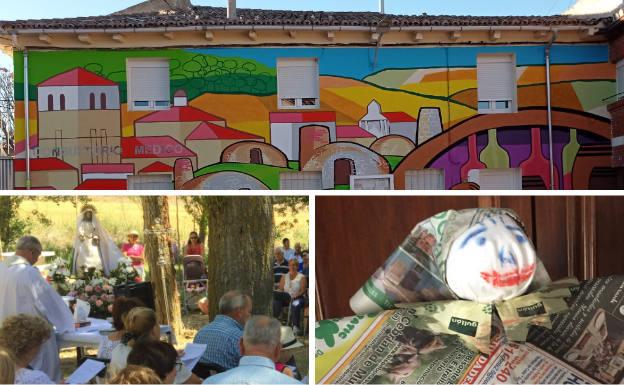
[102,284,112,292]
[95,300,103,307]
[134,277,142,283]
[85,285,93,292]
[90,295,97,302]
[100,294,107,301]
[95,286,102,293]
[107,304,113,312]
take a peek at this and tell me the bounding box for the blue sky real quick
[0,0,577,70]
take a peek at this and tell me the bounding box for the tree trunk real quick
[206,197,274,320]
[141,196,184,338]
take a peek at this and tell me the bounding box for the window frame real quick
[126,58,171,112]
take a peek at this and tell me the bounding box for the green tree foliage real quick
[182,196,308,244]
[0,196,91,251]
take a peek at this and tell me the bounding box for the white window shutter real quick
[127,59,170,110]
[477,55,515,102]
[277,58,319,103]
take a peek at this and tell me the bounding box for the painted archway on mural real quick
[394,108,611,190]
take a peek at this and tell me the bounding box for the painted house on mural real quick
[0,0,621,190]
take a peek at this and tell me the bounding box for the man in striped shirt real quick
[194,290,253,370]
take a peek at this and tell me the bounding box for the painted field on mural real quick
[11,44,616,190]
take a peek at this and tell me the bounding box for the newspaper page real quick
[460,321,594,384]
[316,292,603,384]
[527,275,624,384]
[315,309,479,384]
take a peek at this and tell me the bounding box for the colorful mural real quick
[12,45,615,190]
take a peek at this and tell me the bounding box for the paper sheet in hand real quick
[182,343,207,370]
[65,359,105,384]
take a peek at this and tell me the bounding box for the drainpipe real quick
[23,49,31,190]
[545,31,557,190]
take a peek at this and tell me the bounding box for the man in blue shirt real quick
[203,315,300,384]
[194,290,252,370]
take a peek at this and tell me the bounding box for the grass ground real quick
[16,197,309,258]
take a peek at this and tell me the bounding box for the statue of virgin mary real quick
[71,205,123,276]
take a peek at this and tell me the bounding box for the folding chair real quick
[182,255,208,313]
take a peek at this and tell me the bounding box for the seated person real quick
[98,297,145,360]
[109,365,163,384]
[194,291,252,370]
[273,248,289,287]
[300,252,309,277]
[281,238,295,262]
[0,347,15,384]
[185,232,204,256]
[0,314,55,384]
[127,340,181,384]
[109,307,201,384]
[202,316,300,384]
[276,326,305,379]
[273,260,307,335]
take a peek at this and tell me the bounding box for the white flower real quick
[108,278,117,286]
[125,267,134,273]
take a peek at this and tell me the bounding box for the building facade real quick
[0,1,619,190]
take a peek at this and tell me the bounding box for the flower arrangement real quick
[110,258,141,283]
[68,275,115,318]
[47,257,142,318]
[46,258,72,296]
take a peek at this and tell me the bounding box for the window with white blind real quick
[617,59,624,100]
[277,58,320,110]
[126,59,171,111]
[477,54,517,114]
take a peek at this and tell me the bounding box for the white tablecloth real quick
[58,318,174,349]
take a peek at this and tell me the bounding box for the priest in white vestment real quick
[0,235,75,382]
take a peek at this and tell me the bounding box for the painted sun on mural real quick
[11,45,614,190]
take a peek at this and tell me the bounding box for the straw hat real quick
[281,326,304,350]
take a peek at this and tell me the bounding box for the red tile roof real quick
[336,125,375,138]
[269,111,336,124]
[0,8,608,31]
[383,112,417,123]
[136,106,225,123]
[139,161,174,173]
[121,136,196,158]
[76,179,128,190]
[38,68,117,87]
[13,158,77,172]
[186,122,263,141]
